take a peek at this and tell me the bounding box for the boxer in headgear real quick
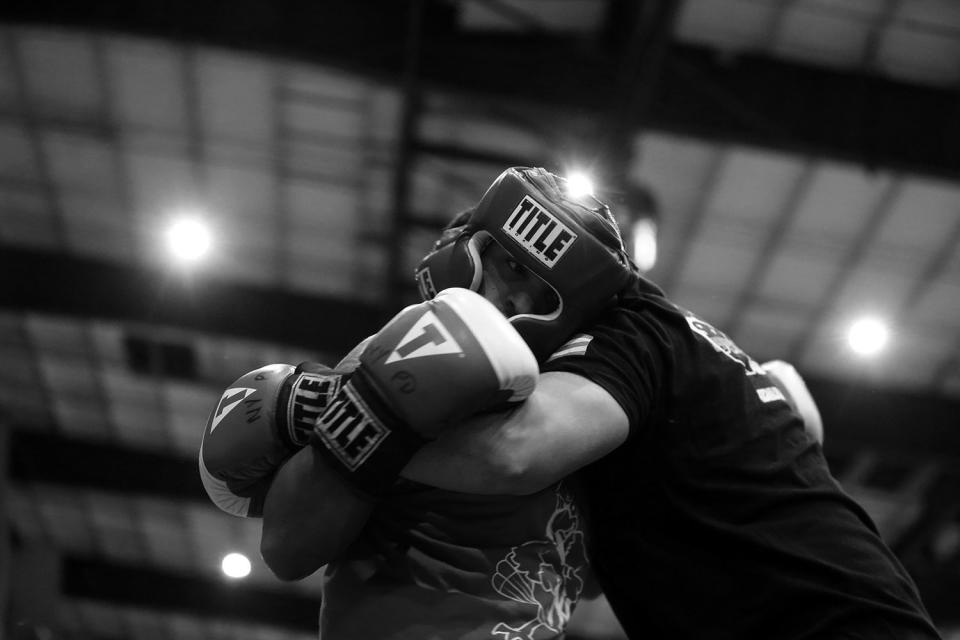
[415,167,637,361]
[203,165,853,640]
[404,170,942,640]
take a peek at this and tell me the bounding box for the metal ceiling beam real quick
[0,245,393,354]
[2,29,67,247]
[656,146,729,293]
[10,430,206,502]
[723,161,817,336]
[2,0,955,179]
[595,0,681,178]
[421,24,957,183]
[787,178,900,363]
[61,555,318,632]
[413,139,538,169]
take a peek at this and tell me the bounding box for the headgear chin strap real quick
[415,167,636,362]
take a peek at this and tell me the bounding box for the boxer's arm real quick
[402,371,629,495]
[259,341,374,580]
[261,445,376,580]
[403,360,822,495]
[261,288,539,579]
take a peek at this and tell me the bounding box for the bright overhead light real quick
[847,316,890,356]
[565,171,594,198]
[221,552,251,579]
[166,216,211,263]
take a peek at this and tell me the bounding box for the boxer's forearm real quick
[260,445,376,581]
[402,371,628,495]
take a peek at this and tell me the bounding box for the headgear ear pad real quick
[416,167,636,361]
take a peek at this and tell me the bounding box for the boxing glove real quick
[312,287,539,495]
[199,361,342,517]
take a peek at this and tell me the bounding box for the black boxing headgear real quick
[414,167,636,361]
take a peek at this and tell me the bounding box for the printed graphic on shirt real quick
[683,310,764,376]
[683,309,790,404]
[756,385,787,404]
[546,334,593,363]
[490,490,586,640]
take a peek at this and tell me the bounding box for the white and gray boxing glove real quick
[199,361,342,517]
[312,287,538,495]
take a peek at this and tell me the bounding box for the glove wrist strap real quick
[310,372,425,496]
[278,362,343,448]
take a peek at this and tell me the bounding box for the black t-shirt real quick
[542,278,941,640]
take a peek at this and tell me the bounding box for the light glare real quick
[167,217,211,262]
[221,552,251,578]
[565,172,594,198]
[847,316,889,356]
[631,218,658,272]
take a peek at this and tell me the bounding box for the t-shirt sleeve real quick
[540,310,667,436]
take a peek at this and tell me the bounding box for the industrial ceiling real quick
[1,1,959,638]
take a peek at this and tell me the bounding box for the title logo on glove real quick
[414,267,437,300]
[287,372,341,446]
[314,384,389,470]
[502,196,577,268]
